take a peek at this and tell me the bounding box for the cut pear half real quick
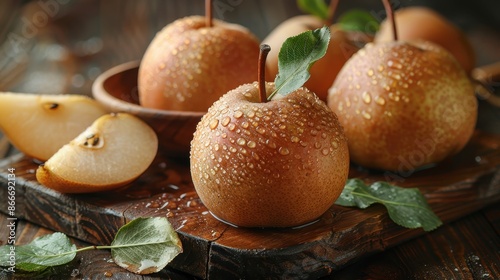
[0,93,108,161]
[36,113,158,193]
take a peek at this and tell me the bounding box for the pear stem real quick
[205,0,213,27]
[258,44,271,103]
[325,0,339,26]
[382,0,398,41]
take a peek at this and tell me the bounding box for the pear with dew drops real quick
[138,0,262,112]
[327,0,477,172]
[190,29,350,228]
[374,6,475,73]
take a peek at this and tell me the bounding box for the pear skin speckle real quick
[191,82,349,228]
[327,41,477,171]
[139,16,261,112]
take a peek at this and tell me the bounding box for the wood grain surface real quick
[1,197,500,279]
[1,0,500,279]
[0,130,499,279]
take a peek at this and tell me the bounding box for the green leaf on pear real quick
[270,26,330,100]
[297,0,329,21]
[336,179,443,231]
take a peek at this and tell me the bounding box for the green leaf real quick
[0,232,76,272]
[0,217,182,275]
[111,217,183,274]
[337,9,380,34]
[271,26,330,100]
[297,0,329,20]
[336,179,443,231]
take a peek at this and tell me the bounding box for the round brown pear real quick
[263,15,359,101]
[328,40,477,171]
[374,6,475,73]
[190,82,349,228]
[138,15,261,112]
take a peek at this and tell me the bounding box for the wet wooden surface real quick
[1,203,499,279]
[0,130,499,279]
[1,0,500,279]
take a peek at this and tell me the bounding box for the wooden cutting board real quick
[0,130,499,279]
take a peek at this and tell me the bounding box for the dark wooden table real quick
[1,1,500,279]
[1,203,499,279]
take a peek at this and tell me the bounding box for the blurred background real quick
[0,0,499,95]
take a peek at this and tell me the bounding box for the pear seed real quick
[44,102,59,110]
[83,134,102,148]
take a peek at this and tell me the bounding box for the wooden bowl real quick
[92,61,205,158]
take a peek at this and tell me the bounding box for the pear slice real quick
[0,93,108,161]
[36,113,158,193]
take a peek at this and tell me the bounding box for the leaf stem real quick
[205,0,213,27]
[93,240,174,250]
[268,87,278,101]
[382,0,398,41]
[325,0,339,26]
[18,241,175,259]
[258,44,271,103]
